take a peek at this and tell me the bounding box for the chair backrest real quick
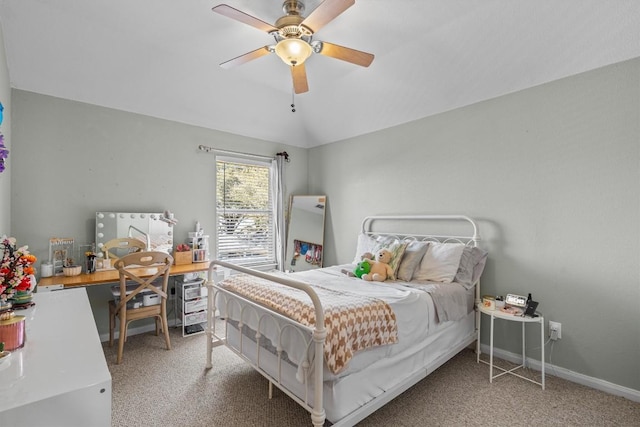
[102,238,147,263]
[113,251,174,309]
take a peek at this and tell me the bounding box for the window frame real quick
[215,154,277,270]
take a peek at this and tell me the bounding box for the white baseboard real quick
[479,343,640,403]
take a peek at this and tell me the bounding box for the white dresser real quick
[0,288,112,426]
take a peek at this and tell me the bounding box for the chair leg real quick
[108,305,115,347]
[162,315,171,351]
[124,321,131,342]
[161,302,171,351]
[117,312,127,364]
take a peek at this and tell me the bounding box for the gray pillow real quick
[397,241,429,282]
[454,246,488,289]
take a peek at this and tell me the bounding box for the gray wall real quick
[309,58,640,392]
[11,91,310,259]
[0,24,10,233]
[10,91,310,335]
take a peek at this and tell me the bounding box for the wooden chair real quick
[102,237,146,266]
[108,251,174,364]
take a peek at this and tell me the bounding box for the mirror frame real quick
[285,195,326,272]
[95,212,174,260]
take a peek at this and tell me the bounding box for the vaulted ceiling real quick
[1,0,638,148]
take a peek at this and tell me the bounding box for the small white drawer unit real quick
[176,275,207,336]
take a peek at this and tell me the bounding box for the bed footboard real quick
[206,260,327,427]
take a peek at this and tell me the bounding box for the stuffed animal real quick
[342,252,374,278]
[353,259,371,278]
[361,249,394,282]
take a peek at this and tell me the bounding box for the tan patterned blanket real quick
[219,274,398,374]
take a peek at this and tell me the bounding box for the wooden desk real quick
[38,261,212,288]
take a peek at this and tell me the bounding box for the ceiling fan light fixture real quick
[274,37,312,66]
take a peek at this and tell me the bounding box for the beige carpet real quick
[104,329,640,426]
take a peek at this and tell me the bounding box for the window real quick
[216,156,276,268]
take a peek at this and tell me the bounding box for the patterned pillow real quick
[372,236,407,281]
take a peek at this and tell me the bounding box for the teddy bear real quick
[361,248,393,282]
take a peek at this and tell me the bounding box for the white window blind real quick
[216,157,276,268]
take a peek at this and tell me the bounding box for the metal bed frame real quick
[205,215,481,426]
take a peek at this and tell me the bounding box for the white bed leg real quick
[205,279,214,369]
[268,381,273,399]
[311,327,327,427]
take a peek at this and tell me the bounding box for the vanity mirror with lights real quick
[95,212,174,263]
[285,195,326,272]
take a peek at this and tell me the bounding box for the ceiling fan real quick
[212,0,374,94]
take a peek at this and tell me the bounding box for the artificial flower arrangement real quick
[0,236,37,303]
[175,243,191,252]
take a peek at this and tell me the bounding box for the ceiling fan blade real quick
[301,0,355,33]
[291,64,309,94]
[317,41,374,67]
[212,4,278,33]
[220,46,271,69]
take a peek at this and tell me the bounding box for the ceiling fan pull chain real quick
[291,89,296,113]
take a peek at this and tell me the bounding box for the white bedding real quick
[403,281,474,322]
[215,264,473,380]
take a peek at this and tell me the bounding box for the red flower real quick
[1,236,37,300]
[17,276,31,291]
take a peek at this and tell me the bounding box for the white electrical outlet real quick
[549,321,562,340]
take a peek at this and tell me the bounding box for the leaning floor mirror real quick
[285,195,326,272]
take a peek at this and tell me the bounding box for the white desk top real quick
[0,288,112,413]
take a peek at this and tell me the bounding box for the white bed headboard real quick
[361,215,480,247]
[360,214,483,318]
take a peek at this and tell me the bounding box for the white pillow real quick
[352,233,378,264]
[413,242,465,283]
